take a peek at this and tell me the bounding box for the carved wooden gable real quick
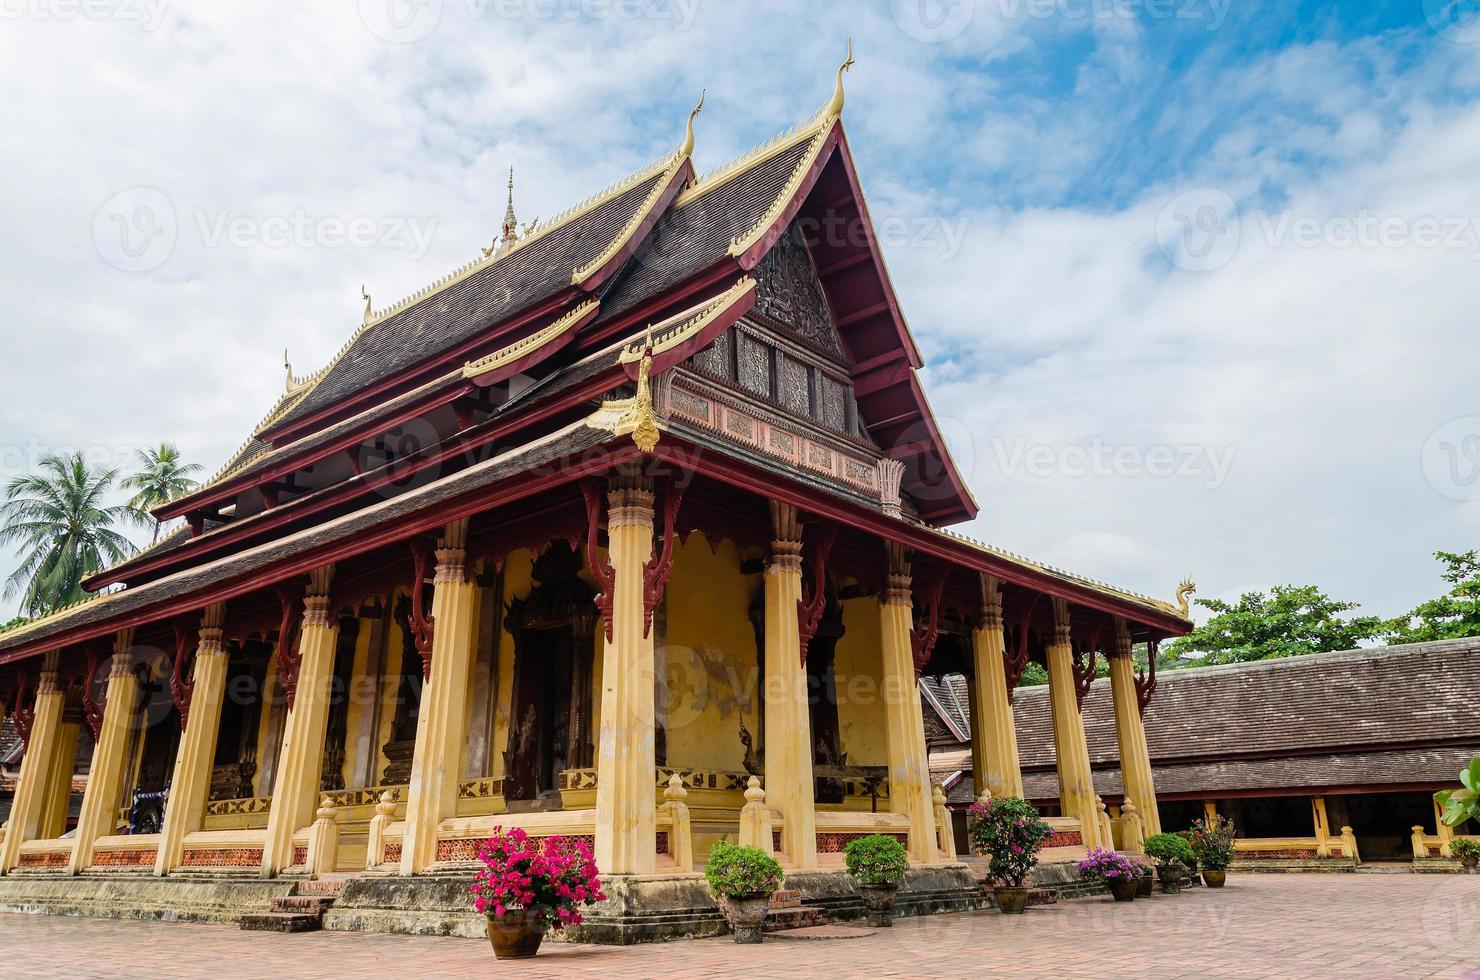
[751,224,847,361]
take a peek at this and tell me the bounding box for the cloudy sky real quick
[1,0,1478,623]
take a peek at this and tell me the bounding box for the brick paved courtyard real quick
[1,874,1476,979]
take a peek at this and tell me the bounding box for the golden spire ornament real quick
[824,38,855,119]
[681,89,705,158]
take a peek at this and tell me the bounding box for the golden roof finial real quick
[361,285,373,325]
[283,348,294,393]
[824,38,855,119]
[681,89,705,158]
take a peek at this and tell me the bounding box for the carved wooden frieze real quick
[669,372,884,503]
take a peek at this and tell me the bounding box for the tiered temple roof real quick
[0,67,1193,665]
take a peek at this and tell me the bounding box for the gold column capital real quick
[607,474,655,529]
[1050,596,1072,645]
[1109,617,1133,658]
[979,574,1003,630]
[881,541,912,607]
[108,650,134,679]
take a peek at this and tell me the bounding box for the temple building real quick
[0,57,1194,939]
[926,637,1480,870]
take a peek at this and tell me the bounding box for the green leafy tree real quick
[122,442,202,544]
[1163,584,1384,665]
[1387,551,1480,643]
[0,452,136,616]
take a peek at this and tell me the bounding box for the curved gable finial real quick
[825,38,855,119]
[681,89,705,158]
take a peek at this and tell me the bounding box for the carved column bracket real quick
[1071,624,1101,712]
[82,649,106,743]
[273,585,304,709]
[1003,595,1038,701]
[581,479,616,642]
[408,537,436,679]
[1135,639,1159,716]
[170,620,198,732]
[12,671,36,750]
[909,563,949,676]
[641,479,687,638]
[797,523,838,666]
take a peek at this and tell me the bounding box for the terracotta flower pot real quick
[995,885,1029,914]
[723,893,771,944]
[1156,862,1183,894]
[860,882,900,927]
[1136,875,1153,897]
[1459,854,1479,871]
[1108,877,1138,902]
[487,910,546,959]
[1203,869,1227,888]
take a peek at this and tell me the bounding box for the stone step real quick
[239,911,323,933]
[769,889,802,910]
[769,924,876,942]
[1028,888,1059,906]
[293,879,345,897]
[763,907,827,932]
[270,896,336,914]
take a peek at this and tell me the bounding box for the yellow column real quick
[763,502,817,868]
[0,654,66,873]
[400,520,480,875]
[879,543,938,864]
[37,719,81,841]
[1312,796,1331,858]
[1203,800,1218,823]
[1045,597,1102,849]
[1107,618,1161,837]
[969,575,1023,800]
[594,474,658,876]
[262,565,339,875]
[70,631,144,872]
[154,606,229,876]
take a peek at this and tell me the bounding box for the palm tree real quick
[0,453,136,616]
[122,443,203,544]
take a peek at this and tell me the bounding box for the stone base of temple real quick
[1228,857,1358,873]
[1025,860,1108,899]
[0,875,296,924]
[1411,857,1466,873]
[322,864,988,944]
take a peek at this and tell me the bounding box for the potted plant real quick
[968,795,1054,914]
[1077,847,1139,902]
[468,827,605,960]
[1177,830,1201,886]
[1134,859,1154,897]
[843,834,910,926]
[1189,813,1236,887]
[1451,838,1480,871]
[1144,832,1196,894]
[705,841,783,944]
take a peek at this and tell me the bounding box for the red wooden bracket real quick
[408,537,436,679]
[273,585,304,711]
[1003,595,1039,702]
[82,649,106,742]
[797,524,839,667]
[170,621,196,732]
[641,480,687,638]
[1135,639,1159,716]
[910,565,949,676]
[12,671,35,751]
[581,479,616,643]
